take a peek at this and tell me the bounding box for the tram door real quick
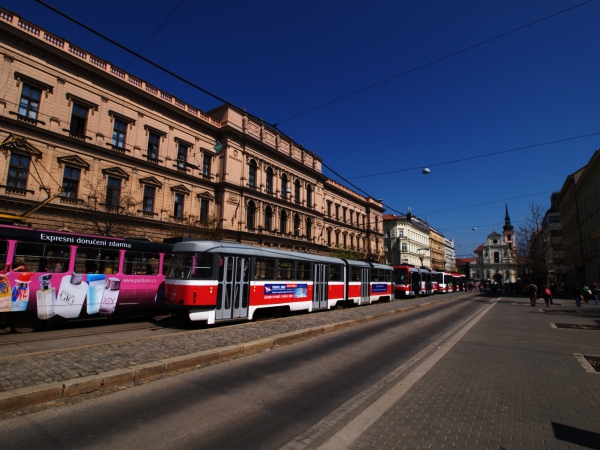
[360,268,370,304]
[312,264,328,310]
[216,256,250,320]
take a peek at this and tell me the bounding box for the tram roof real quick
[171,240,347,265]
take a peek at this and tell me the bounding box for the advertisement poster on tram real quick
[264,283,308,300]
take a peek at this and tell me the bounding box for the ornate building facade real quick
[0,9,383,254]
[383,210,431,268]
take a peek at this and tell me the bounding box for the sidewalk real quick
[0,292,467,417]
[322,291,600,449]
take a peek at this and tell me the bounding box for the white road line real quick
[316,297,499,450]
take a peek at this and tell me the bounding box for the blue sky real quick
[4,0,599,257]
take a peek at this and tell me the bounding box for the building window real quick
[399,229,404,238]
[327,229,332,246]
[343,234,347,248]
[294,180,301,203]
[266,167,273,193]
[327,201,332,217]
[246,200,256,229]
[264,206,273,231]
[335,204,340,220]
[343,207,347,222]
[294,214,301,236]
[335,231,340,247]
[70,104,89,138]
[174,193,185,218]
[147,132,160,160]
[349,210,353,224]
[200,199,209,222]
[61,166,81,199]
[106,177,121,208]
[494,252,500,263]
[177,143,188,169]
[18,84,41,120]
[306,185,312,208]
[202,154,211,178]
[401,243,407,251]
[6,153,30,190]
[350,235,354,249]
[281,174,288,198]
[248,160,257,187]
[280,210,287,234]
[143,186,155,213]
[112,119,127,149]
[306,217,312,239]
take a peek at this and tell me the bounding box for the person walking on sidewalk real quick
[582,284,592,304]
[573,285,582,307]
[529,282,537,307]
[592,283,599,305]
[542,284,552,307]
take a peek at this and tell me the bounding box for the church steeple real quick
[503,203,514,231]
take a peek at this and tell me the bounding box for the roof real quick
[474,245,484,252]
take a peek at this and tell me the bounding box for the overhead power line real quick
[275,0,596,125]
[343,132,600,180]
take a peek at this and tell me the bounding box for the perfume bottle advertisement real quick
[37,274,56,320]
[11,272,33,312]
[0,272,11,312]
[99,277,120,315]
[54,273,88,319]
[86,274,106,315]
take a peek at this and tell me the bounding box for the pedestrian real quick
[542,284,552,307]
[591,283,599,305]
[573,285,581,307]
[529,282,537,306]
[582,284,592,304]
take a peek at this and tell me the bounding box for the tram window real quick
[255,258,276,280]
[296,262,312,280]
[371,270,381,282]
[383,270,391,282]
[191,254,212,279]
[74,247,120,274]
[277,260,294,280]
[123,251,160,275]
[162,253,173,276]
[351,267,360,281]
[0,240,6,271]
[14,241,70,273]
[329,264,342,281]
[394,269,407,284]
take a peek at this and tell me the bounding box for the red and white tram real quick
[164,240,393,324]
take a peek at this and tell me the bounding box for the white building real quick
[383,210,431,268]
[444,238,456,272]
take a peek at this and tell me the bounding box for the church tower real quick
[502,203,515,251]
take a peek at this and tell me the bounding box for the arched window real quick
[281,173,288,199]
[264,205,272,231]
[280,210,287,234]
[248,160,257,187]
[266,167,273,193]
[247,200,256,229]
[306,184,312,208]
[306,217,312,239]
[494,251,500,263]
[294,214,301,236]
[294,180,301,203]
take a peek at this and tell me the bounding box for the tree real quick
[163,214,224,241]
[82,178,140,236]
[329,246,364,260]
[516,202,556,283]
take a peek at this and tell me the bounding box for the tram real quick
[0,224,173,332]
[164,240,393,324]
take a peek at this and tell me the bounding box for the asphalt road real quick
[0,295,489,449]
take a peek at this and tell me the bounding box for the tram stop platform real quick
[1,290,600,449]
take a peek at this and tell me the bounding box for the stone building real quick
[556,167,585,286]
[429,227,445,271]
[0,9,382,255]
[383,210,431,268]
[470,206,519,284]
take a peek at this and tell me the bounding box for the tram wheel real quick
[11,311,42,333]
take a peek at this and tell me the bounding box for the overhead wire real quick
[274,0,596,125]
[123,0,189,70]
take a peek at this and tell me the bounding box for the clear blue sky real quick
[4,0,599,257]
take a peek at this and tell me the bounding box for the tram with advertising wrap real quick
[164,240,393,324]
[0,224,173,333]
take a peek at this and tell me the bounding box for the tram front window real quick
[394,268,408,285]
[166,252,213,279]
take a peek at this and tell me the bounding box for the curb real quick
[0,296,456,414]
